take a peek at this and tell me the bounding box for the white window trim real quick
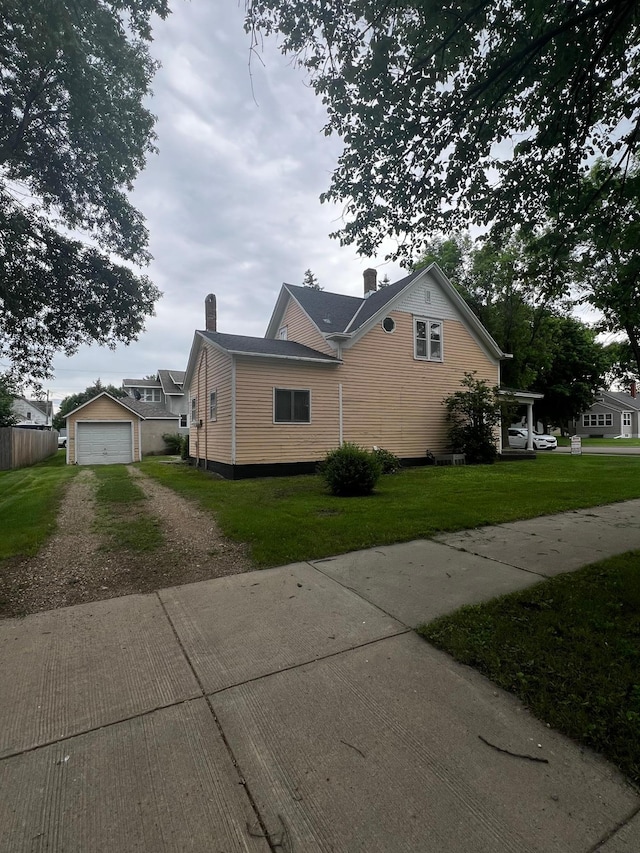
[273,387,311,424]
[179,413,188,429]
[209,390,217,421]
[582,413,613,427]
[623,411,632,426]
[413,316,443,362]
[191,396,197,426]
[139,388,161,403]
[278,325,288,340]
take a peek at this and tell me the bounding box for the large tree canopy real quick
[417,232,608,427]
[568,157,640,377]
[245,0,640,261]
[0,0,169,384]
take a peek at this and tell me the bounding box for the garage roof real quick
[65,392,177,420]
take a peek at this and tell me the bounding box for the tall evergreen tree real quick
[302,268,322,290]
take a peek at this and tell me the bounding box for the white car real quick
[508,428,557,450]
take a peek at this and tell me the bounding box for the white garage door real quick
[76,422,133,465]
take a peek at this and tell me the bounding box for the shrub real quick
[444,372,501,464]
[372,446,402,474]
[181,434,190,460]
[321,442,382,496]
[162,433,184,455]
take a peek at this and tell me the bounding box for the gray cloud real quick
[47,2,402,404]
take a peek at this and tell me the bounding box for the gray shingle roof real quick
[603,391,640,411]
[122,377,160,388]
[200,331,340,362]
[283,285,363,334]
[284,270,422,335]
[158,370,185,395]
[26,399,54,417]
[121,398,178,419]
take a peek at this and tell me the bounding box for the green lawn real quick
[0,452,78,560]
[557,436,640,447]
[139,454,640,566]
[418,553,640,787]
[93,466,164,552]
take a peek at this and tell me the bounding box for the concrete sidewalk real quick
[2,501,640,851]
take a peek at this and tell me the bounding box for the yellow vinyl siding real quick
[190,345,233,464]
[340,313,500,456]
[67,397,141,462]
[235,357,340,464]
[281,298,335,356]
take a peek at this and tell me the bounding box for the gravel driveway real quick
[0,466,251,618]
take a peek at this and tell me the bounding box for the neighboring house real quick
[122,370,188,432]
[65,392,179,464]
[11,397,53,426]
[571,386,640,438]
[183,266,511,479]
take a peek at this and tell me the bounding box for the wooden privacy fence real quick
[0,428,59,471]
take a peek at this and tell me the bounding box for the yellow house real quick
[183,264,508,478]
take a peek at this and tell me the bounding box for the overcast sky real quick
[41,2,404,406]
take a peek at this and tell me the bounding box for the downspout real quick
[137,419,142,461]
[196,349,205,467]
[231,356,236,465]
[338,383,343,446]
[204,347,208,470]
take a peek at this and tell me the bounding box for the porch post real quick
[526,403,534,451]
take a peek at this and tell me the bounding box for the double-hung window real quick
[191,396,197,425]
[209,390,217,421]
[179,414,188,429]
[414,318,443,361]
[274,388,310,423]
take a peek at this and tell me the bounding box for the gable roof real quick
[122,377,160,388]
[599,390,640,412]
[266,264,506,360]
[65,392,177,421]
[183,331,340,394]
[158,370,185,395]
[13,397,54,417]
[278,285,363,335]
[199,331,341,362]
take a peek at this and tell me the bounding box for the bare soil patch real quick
[0,466,252,618]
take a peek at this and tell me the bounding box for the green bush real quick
[181,434,190,460]
[321,443,382,496]
[162,433,184,455]
[372,446,402,473]
[444,372,501,464]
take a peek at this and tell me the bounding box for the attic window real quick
[382,317,396,333]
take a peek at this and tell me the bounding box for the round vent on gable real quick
[382,316,396,333]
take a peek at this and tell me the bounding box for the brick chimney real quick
[363,268,377,296]
[205,293,217,332]
[631,380,637,398]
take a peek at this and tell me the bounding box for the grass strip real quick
[418,553,640,787]
[139,454,640,566]
[93,466,163,552]
[0,452,78,560]
[557,436,640,446]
